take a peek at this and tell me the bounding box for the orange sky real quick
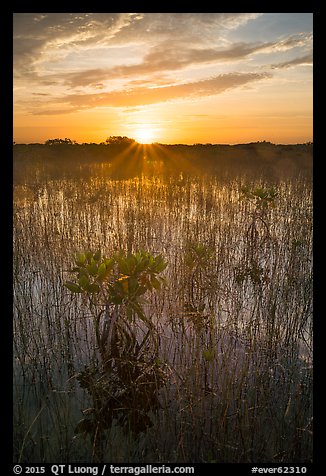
[13,13,313,144]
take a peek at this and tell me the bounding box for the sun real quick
[133,126,156,144]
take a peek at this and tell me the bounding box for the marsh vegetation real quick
[13,142,312,463]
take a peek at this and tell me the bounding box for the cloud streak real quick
[269,53,313,69]
[32,72,272,114]
[60,33,311,89]
[13,13,255,80]
[13,13,133,63]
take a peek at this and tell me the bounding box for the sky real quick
[13,13,313,145]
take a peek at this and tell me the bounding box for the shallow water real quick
[13,172,313,462]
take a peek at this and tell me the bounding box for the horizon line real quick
[13,140,313,147]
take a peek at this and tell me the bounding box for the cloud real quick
[13,14,313,90]
[272,33,313,51]
[32,33,312,90]
[13,13,134,72]
[30,108,76,115]
[32,72,272,114]
[13,13,262,76]
[269,53,313,69]
[13,13,311,121]
[13,14,256,57]
[111,13,262,42]
[67,41,271,86]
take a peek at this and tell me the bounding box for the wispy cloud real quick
[59,33,311,89]
[60,42,266,88]
[13,13,133,63]
[32,72,272,114]
[13,13,260,71]
[269,53,313,69]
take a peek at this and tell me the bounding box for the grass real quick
[13,162,312,463]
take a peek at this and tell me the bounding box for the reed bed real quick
[13,166,312,463]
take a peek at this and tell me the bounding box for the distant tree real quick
[45,138,76,145]
[105,136,135,145]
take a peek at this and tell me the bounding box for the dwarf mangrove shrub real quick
[240,185,278,240]
[235,186,279,287]
[64,249,168,461]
